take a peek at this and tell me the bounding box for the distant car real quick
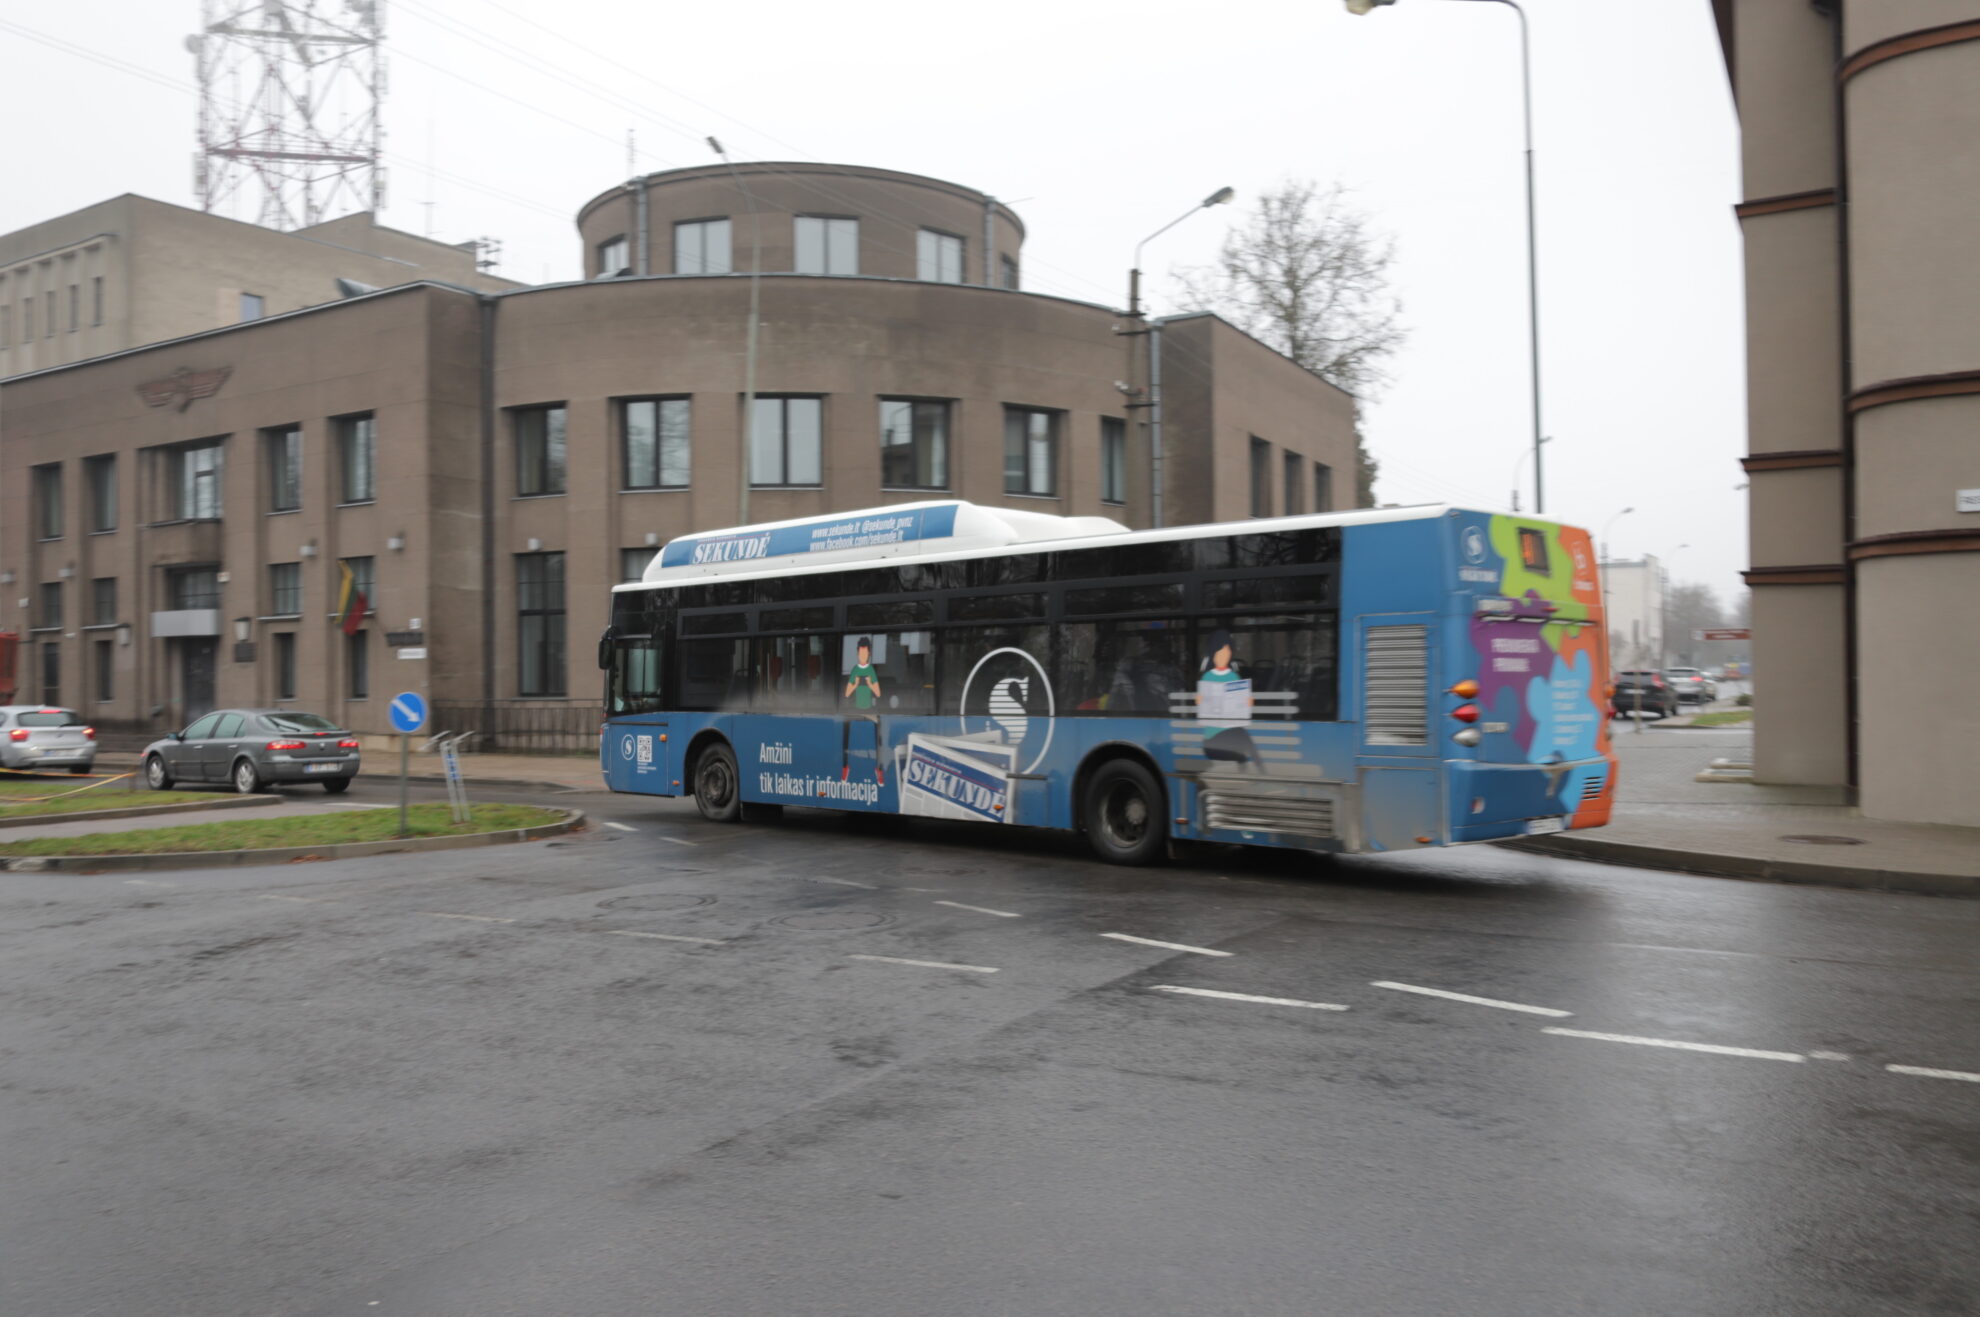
[143,709,361,794]
[0,705,97,774]
[1612,670,1679,718]
[1664,667,1715,705]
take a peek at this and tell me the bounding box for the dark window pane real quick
[848,600,934,627]
[1065,584,1186,616]
[950,592,1044,622]
[968,555,1047,588]
[679,638,749,710]
[761,606,834,631]
[935,625,1052,717]
[1203,573,1337,610]
[1058,618,1190,715]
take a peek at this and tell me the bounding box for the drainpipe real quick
[983,197,996,286]
[632,175,650,275]
[1149,317,1166,529]
[478,295,497,705]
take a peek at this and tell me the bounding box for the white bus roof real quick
[622,499,1468,592]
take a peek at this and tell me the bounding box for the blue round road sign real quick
[389,691,427,733]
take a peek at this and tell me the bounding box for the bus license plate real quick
[1526,817,1565,835]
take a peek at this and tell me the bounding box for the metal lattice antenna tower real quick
[190,1,386,230]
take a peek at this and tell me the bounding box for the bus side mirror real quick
[597,627,616,671]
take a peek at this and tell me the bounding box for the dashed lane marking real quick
[1372,980,1572,1018]
[1887,1064,1980,1084]
[258,893,331,903]
[658,835,697,847]
[603,821,636,832]
[848,954,1000,974]
[1810,1051,1852,1061]
[933,900,1021,918]
[1100,932,1233,957]
[124,879,177,888]
[423,912,515,924]
[605,930,729,945]
[1543,1027,1804,1063]
[815,877,878,889]
[1151,985,1348,1011]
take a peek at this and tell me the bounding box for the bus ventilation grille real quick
[1579,774,1607,804]
[1202,789,1337,839]
[1364,624,1430,746]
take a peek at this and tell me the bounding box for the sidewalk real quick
[1508,724,1980,897]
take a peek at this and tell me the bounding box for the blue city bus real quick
[599,501,1616,864]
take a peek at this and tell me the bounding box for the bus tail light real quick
[1451,703,1480,723]
[1452,728,1482,747]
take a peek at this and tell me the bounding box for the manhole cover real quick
[773,911,893,931]
[1778,835,1866,846]
[598,893,716,912]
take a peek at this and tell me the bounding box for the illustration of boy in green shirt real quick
[844,637,882,709]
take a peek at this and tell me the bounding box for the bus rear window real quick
[1518,528,1551,574]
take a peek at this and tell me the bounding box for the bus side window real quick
[610,640,662,715]
[679,638,750,711]
[759,635,833,712]
[839,630,934,716]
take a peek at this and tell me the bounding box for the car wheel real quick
[322,778,351,794]
[232,758,263,795]
[145,755,174,791]
[1083,758,1167,866]
[692,741,742,823]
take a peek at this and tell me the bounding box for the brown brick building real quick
[0,164,1356,746]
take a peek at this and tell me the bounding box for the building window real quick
[167,567,221,611]
[1283,452,1304,515]
[68,283,79,331]
[32,463,62,540]
[274,632,297,700]
[1250,437,1272,517]
[917,229,964,284]
[1,300,10,347]
[340,557,375,617]
[44,290,54,337]
[269,563,302,616]
[1001,255,1019,290]
[597,234,629,276]
[22,295,33,341]
[37,582,62,631]
[1100,417,1127,504]
[347,630,369,699]
[749,397,822,487]
[879,399,948,490]
[85,455,116,532]
[91,276,103,326]
[621,547,654,583]
[1314,461,1333,513]
[623,397,690,489]
[239,292,265,322]
[337,414,375,504]
[795,216,857,275]
[1003,407,1059,496]
[94,638,113,703]
[675,219,732,275]
[170,443,224,520]
[515,405,568,496]
[266,425,302,512]
[40,644,59,706]
[91,577,116,627]
[517,552,567,697]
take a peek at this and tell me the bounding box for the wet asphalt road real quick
[1,782,1975,1317]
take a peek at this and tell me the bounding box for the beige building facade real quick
[1716,4,1980,826]
[0,165,1357,747]
[0,194,520,378]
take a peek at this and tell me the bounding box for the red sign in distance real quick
[1696,628,1752,641]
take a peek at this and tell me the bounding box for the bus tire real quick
[1082,758,1167,866]
[693,740,742,823]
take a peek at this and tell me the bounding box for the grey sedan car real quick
[0,705,98,774]
[144,709,361,794]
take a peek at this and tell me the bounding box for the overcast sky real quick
[2,0,1747,605]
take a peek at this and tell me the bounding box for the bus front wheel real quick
[693,741,742,823]
[1083,759,1167,866]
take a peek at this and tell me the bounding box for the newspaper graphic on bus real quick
[895,733,1019,824]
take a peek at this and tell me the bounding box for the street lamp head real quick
[706,136,725,156]
[1344,0,1396,13]
[1203,186,1236,208]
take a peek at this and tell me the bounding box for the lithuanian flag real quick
[335,561,368,636]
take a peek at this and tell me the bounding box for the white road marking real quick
[1100,932,1233,957]
[423,912,515,924]
[124,879,177,888]
[1887,1064,1980,1083]
[258,893,328,903]
[933,900,1020,918]
[1152,985,1348,1011]
[1372,980,1571,1018]
[657,835,697,847]
[603,821,636,832]
[605,930,728,945]
[1809,1051,1852,1061]
[1542,1027,1804,1063]
[815,877,877,889]
[848,954,1000,974]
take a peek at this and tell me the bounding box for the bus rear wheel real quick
[693,741,742,823]
[1083,759,1166,866]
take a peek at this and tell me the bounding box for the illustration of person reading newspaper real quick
[841,636,884,784]
[1195,628,1260,770]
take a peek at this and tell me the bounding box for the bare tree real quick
[1176,180,1405,505]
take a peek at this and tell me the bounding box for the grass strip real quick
[0,802,565,857]
[1686,710,1754,727]
[0,776,235,818]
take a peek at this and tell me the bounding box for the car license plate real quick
[305,763,343,774]
[1526,817,1566,835]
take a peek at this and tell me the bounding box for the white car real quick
[0,705,98,774]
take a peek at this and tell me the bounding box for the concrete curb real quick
[0,809,586,874]
[0,793,280,830]
[354,769,595,793]
[1497,834,1979,900]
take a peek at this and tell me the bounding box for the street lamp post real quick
[1125,186,1235,530]
[709,137,763,526]
[1346,0,1544,515]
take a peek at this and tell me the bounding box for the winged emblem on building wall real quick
[137,367,232,412]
